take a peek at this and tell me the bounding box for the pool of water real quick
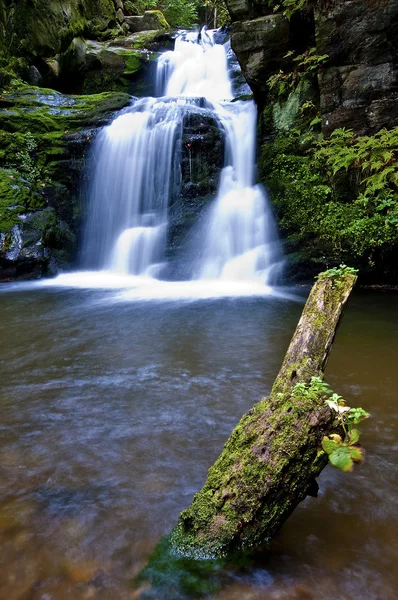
[0,284,397,599]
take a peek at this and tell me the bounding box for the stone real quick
[226,0,251,20]
[225,0,275,20]
[0,86,131,280]
[125,10,169,33]
[315,0,398,66]
[315,0,398,134]
[319,62,398,134]
[116,7,125,23]
[27,66,43,87]
[231,14,289,96]
[58,37,155,95]
[6,0,121,61]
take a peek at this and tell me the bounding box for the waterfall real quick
[82,28,283,285]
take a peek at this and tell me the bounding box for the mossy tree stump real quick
[169,271,357,559]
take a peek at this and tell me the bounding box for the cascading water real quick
[82,28,283,286]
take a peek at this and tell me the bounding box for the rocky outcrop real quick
[166,111,225,278]
[225,0,398,134]
[3,0,121,64]
[230,14,290,99]
[0,1,171,94]
[0,85,131,280]
[57,36,158,95]
[124,10,169,33]
[315,0,398,135]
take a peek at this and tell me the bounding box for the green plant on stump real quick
[316,264,358,287]
[322,397,370,472]
[291,375,370,473]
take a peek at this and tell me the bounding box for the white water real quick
[81,28,283,287]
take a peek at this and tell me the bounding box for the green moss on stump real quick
[168,272,357,559]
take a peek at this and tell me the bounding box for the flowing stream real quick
[82,29,282,286]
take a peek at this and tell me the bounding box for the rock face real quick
[224,0,398,283]
[225,0,398,134]
[4,0,120,60]
[57,36,157,95]
[166,112,225,278]
[316,0,398,135]
[0,85,131,280]
[125,10,170,33]
[231,15,290,99]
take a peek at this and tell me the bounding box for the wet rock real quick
[27,65,43,87]
[315,0,398,134]
[230,14,290,98]
[58,36,156,95]
[125,10,169,33]
[0,86,131,280]
[164,111,224,278]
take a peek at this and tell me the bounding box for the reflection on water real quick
[0,287,397,599]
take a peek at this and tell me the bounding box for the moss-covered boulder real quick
[5,0,120,59]
[58,37,157,94]
[0,84,131,280]
[125,10,169,33]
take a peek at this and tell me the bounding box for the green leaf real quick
[329,446,353,472]
[349,428,360,444]
[322,436,340,455]
[349,446,364,463]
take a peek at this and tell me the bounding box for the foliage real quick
[124,0,157,14]
[203,0,231,26]
[161,0,198,27]
[267,48,328,100]
[268,0,310,19]
[292,377,370,473]
[322,394,370,472]
[11,132,50,187]
[316,264,358,287]
[259,124,398,276]
[124,0,230,27]
[315,128,398,237]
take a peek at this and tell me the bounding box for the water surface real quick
[0,287,397,599]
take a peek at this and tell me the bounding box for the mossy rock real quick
[57,37,154,94]
[0,84,130,279]
[0,168,45,233]
[0,84,131,134]
[125,10,170,33]
[6,0,120,60]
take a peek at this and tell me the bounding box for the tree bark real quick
[169,271,357,559]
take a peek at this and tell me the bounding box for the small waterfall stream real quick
[82,28,283,287]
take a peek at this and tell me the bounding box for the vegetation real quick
[267,0,310,19]
[267,48,329,100]
[260,121,398,278]
[124,0,230,27]
[291,376,370,472]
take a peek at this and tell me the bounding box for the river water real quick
[0,286,397,599]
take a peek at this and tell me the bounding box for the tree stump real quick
[169,270,357,559]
